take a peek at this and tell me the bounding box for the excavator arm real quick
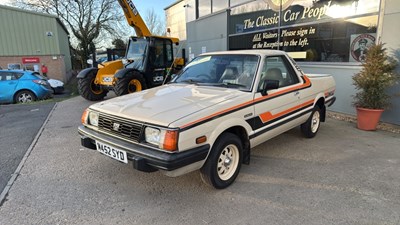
[117,0,151,37]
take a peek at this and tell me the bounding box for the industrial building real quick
[165,0,400,125]
[0,5,72,82]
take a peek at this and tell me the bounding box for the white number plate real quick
[96,141,128,164]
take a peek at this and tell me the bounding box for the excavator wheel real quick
[114,71,147,96]
[78,70,108,101]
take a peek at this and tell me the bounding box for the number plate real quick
[96,141,128,164]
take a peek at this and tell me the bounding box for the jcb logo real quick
[126,0,138,16]
[153,76,164,82]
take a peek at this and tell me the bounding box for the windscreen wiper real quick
[180,79,199,84]
[212,82,247,88]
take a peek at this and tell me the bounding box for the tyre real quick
[301,105,321,138]
[114,71,147,96]
[14,90,36,103]
[78,71,107,101]
[200,132,243,189]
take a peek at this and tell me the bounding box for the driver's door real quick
[251,55,303,146]
[150,38,174,86]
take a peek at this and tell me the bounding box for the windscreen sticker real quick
[186,56,211,68]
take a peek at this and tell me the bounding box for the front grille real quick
[98,113,144,142]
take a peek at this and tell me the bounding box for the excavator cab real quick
[124,37,175,87]
[77,0,184,101]
[109,36,176,96]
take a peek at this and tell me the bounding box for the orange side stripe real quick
[180,99,254,129]
[180,75,312,129]
[259,99,315,123]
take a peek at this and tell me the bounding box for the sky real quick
[0,0,177,48]
[0,0,177,18]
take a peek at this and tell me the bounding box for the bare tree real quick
[144,8,166,36]
[15,0,124,68]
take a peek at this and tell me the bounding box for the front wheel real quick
[200,133,243,189]
[301,105,321,138]
[114,71,147,96]
[78,71,107,101]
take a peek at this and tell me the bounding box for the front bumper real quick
[52,86,65,94]
[78,126,210,172]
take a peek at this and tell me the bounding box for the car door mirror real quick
[261,79,279,96]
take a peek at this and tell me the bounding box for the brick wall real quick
[0,55,70,82]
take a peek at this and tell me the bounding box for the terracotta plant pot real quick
[356,107,384,131]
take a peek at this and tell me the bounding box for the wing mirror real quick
[261,80,279,96]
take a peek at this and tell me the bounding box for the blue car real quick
[0,70,52,104]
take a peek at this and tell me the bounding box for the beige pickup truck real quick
[79,50,336,189]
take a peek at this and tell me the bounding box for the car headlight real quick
[145,127,161,145]
[145,127,178,152]
[88,111,99,127]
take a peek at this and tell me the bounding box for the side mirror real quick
[261,80,279,96]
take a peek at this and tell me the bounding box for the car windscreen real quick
[173,54,259,91]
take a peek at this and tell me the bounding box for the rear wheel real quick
[78,71,107,101]
[114,71,147,96]
[15,90,36,103]
[301,105,321,138]
[200,133,242,189]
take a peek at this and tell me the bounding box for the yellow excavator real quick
[77,0,184,101]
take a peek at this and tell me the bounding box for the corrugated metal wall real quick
[56,21,72,72]
[0,5,60,56]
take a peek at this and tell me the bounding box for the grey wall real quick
[300,62,400,125]
[299,63,360,115]
[186,11,228,58]
[379,0,400,125]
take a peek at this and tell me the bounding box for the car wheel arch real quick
[14,88,38,98]
[205,120,251,165]
[13,89,37,103]
[314,97,326,122]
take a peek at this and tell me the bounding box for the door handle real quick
[294,91,300,96]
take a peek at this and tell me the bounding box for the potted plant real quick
[352,42,399,130]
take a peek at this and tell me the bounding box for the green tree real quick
[112,38,127,50]
[352,43,399,109]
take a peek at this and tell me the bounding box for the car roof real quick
[0,70,37,74]
[0,69,27,73]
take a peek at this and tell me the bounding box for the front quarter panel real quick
[174,93,254,155]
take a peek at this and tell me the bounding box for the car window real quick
[0,72,21,81]
[258,55,300,91]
